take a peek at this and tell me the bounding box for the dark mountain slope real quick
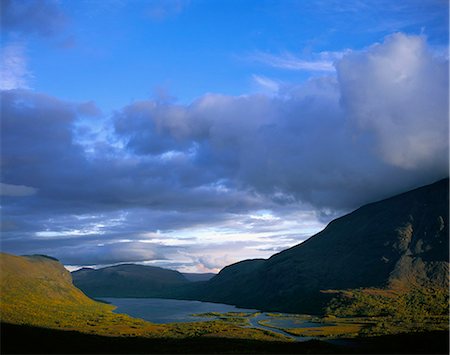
[72,264,190,297]
[189,178,449,313]
[182,273,216,282]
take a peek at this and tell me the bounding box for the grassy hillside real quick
[186,178,449,314]
[323,286,449,336]
[0,253,161,336]
[0,253,288,342]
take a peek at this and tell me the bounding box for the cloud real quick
[0,43,31,90]
[249,51,337,72]
[115,34,447,209]
[0,33,448,269]
[1,0,67,37]
[252,75,280,93]
[0,183,37,197]
[337,33,449,170]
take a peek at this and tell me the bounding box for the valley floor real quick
[1,322,448,354]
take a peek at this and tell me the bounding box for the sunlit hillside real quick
[0,253,287,341]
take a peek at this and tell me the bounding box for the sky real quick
[0,0,449,273]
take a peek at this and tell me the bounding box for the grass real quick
[190,312,255,326]
[0,253,287,342]
[257,317,366,338]
[284,323,365,337]
[322,286,449,337]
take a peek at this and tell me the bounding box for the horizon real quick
[14,176,449,273]
[1,0,449,273]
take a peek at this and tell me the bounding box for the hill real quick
[0,253,288,342]
[185,178,449,314]
[0,253,108,325]
[72,264,191,297]
[0,252,161,335]
[182,273,216,282]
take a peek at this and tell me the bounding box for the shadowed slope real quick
[72,264,190,297]
[189,178,449,313]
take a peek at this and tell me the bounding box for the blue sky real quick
[1,0,449,272]
[5,0,448,109]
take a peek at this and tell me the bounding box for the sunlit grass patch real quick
[285,323,365,338]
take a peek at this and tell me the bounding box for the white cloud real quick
[337,33,448,170]
[116,33,448,211]
[252,74,280,92]
[0,42,32,90]
[250,51,336,72]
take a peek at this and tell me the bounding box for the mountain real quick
[182,273,216,282]
[72,264,191,297]
[185,178,449,314]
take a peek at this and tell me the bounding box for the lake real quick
[100,297,337,342]
[100,297,259,324]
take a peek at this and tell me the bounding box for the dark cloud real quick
[114,34,448,210]
[1,89,263,216]
[0,33,448,269]
[1,0,68,37]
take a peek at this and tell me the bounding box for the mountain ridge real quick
[72,263,191,298]
[182,178,449,313]
[61,178,449,314]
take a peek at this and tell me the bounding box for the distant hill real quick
[182,273,216,282]
[72,264,191,297]
[185,178,449,314]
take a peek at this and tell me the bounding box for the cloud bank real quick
[1,33,448,270]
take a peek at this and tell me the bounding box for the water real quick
[101,297,340,343]
[247,313,313,341]
[100,297,259,324]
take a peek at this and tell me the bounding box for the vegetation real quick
[257,316,367,338]
[0,253,288,342]
[284,323,364,338]
[190,312,256,326]
[323,287,449,336]
[191,312,255,318]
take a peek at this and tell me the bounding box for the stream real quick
[247,313,315,342]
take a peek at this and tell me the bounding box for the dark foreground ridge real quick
[2,322,448,354]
